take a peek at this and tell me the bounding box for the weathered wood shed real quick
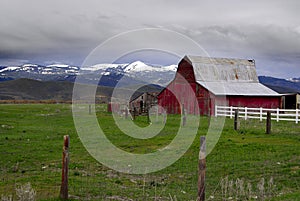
[157,55,282,115]
[129,92,158,114]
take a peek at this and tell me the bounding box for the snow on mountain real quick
[81,63,127,71]
[163,64,178,72]
[23,64,38,67]
[0,66,21,73]
[46,64,70,68]
[0,61,178,86]
[123,61,177,73]
[123,61,153,72]
[287,77,300,83]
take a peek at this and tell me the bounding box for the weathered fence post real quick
[234,109,240,131]
[266,111,271,134]
[125,106,129,119]
[156,106,159,123]
[182,104,186,126]
[60,135,69,200]
[197,136,206,201]
[89,104,91,115]
[147,106,150,124]
[133,107,136,120]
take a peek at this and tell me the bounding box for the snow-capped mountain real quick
[259,76,300,93]
[1,61,300,95]
[0,63,79,75]
[0,61,178,87]
[286,77,300,83]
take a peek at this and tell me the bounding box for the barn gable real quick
[185,55,258,82]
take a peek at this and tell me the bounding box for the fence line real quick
[215,105,299,124]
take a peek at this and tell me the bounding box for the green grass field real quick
[0,104,299,200]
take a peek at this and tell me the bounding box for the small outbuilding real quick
[281,93,299,109]
[157,55,282,115]
[129,92,158,114]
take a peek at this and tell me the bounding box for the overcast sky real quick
[0,0,299,78]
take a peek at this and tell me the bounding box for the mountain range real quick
[0,61,177,87]
[0,61,299,101]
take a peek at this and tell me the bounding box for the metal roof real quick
[197,81,280,96]
[184,55,280,96]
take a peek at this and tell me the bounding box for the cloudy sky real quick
[0,0,299,78]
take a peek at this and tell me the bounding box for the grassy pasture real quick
[0,104,299,200]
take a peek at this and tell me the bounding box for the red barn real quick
[157,55,281,116]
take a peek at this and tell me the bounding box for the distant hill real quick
[0,76,13,82]
[259,76,300,93]
[0,78,108,101]
[0,78,71,100]
[0,78,163,102]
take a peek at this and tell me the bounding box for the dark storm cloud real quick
[0,0,299,78]
[187,24,300,77]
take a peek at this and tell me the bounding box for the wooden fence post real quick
[133,107,136,120]
[147,106,150,124]
[182,104,186,126]
[266,112,271,134]
[125,106,128,119]
[234,109,240,131]
[197,136,206,201]
[89,104,91,115]
[60,135,69,200]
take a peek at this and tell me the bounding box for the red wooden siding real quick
[158,60,207,115]
[227,96,281,109]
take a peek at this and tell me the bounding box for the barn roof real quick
[197,81,279,96]
[184,55,280,96]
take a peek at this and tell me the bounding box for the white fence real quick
[215,105,299,124]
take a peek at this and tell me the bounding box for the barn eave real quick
[196,81,281,97]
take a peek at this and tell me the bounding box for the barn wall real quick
[158,60,198,114]
[130,95,144,114]
[196,84,212,115]
[227,96,281,109]
[158,60,213,115]
[129,93,158,114]
[108,102,122,113]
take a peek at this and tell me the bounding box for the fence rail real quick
[215,105,299,124]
